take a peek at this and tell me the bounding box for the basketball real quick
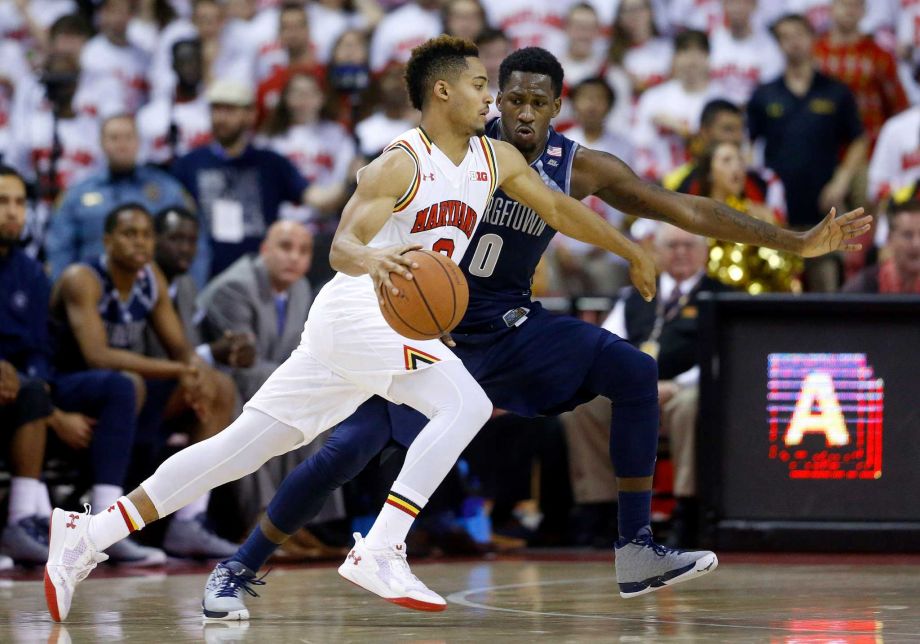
[379,249,469,340]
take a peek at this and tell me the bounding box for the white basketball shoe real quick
[44,506,109,622]
[337,532,446,611]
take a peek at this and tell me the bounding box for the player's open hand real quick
[628,246,657,302]
[799,207,872,258]
[369,243,422,304]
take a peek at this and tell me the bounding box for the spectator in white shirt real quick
[608,0,673,98]
[81,0,151,113]
[354,62,417,157]
[369,0,441,73]
[558,3,608,89]
[443,0,485,42]
[138,38,212,166]
[150,0,256,100]
[480,0,566,50]
[708,0,784,105]
[632,30,717,181]
[260,71,353,224]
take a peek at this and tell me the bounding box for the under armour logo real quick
[348,551,362,565]
[395,544,403,551]
[422,172,435,181]
[107,505,115,512]
[66,513,80,529]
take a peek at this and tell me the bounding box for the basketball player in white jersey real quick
[44,35,656,621]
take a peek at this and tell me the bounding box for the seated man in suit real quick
[564,224,732,547]
[198,220,344,554]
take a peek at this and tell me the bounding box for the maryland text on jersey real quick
[410,200,479,238]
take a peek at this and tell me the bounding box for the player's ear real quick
[433,79,450,103]
[495,91,503,112]
[552,96,562,118]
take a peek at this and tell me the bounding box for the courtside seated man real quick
[44,36,658,621]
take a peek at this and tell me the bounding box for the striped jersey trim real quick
[416,127,434,154]
[385,491,422,518]
[478,135,498,196]
[384,141,422,212]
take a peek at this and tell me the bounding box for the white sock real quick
[174,491,209,521]
[88,496,145,551]
[365,482,427,550]
[36,482,53,518]
[91,484,123,514]
[8,477,42,523]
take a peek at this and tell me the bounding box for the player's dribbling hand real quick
[799,207,872,258]
[628,247,657,302]
[368,243,422,304]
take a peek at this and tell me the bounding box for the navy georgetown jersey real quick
[53,255,159,372]
[456,118,578,331]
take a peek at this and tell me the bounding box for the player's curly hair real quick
[498,47,565,98]
[405,35,479,110]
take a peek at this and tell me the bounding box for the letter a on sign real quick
[784,373,849,447]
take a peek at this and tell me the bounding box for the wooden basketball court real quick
[3,553,919,642]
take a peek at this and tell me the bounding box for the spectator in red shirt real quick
[813,0,908,152]
[255,4,324,126]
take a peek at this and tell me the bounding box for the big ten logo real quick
[767,354,884,480]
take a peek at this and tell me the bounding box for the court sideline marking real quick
[446,576,918,637]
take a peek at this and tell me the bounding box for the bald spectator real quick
[197,220,346,535]
[198,220,313,401]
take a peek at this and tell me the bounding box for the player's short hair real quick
[104,202,152,233]
[700,99,742,128]
[498,47,565,98]
[674,29,709,54]
[771,13,814,38]
[570,76,615,110]
[153,206,198,234]
[404,35,479,110]
[49,13,91,40]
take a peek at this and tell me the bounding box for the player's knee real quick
[460,387,492,430]
[599,340,659,404]
[102,371,137,410]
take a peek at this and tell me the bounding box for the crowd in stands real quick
[2,0,920,569]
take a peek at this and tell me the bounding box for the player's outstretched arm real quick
[329,150,422,301]
[573,148,872,257]
[492,140,656,301]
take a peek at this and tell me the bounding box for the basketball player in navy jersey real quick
[201,47,871,618]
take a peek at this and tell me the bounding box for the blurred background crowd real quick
[1,0,920,569]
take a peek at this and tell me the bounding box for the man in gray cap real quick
[170,79,339,283]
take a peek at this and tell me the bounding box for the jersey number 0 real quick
[432,233,504,278]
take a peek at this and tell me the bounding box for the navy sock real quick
[232,525,277,572]
[617,491,652,542]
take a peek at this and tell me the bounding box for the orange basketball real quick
[379,249,469,340]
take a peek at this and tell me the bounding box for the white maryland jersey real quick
[297,127,500,398]
[366,127,499,261]
[868,105,920,202]
[709,27,784,105]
